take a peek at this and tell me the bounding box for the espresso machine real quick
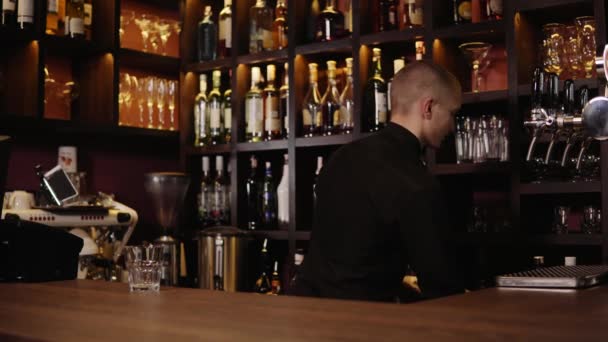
[144,172,190,287]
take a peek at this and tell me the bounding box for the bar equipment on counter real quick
[144,172,190,287]
[496,265,608,289]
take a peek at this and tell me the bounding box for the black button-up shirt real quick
[298,122,464,302]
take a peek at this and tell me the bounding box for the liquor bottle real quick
[65,0,84,38]
[279,62,289,139]
[453,0,472,24]
[57,0,66,35]
[254,238,271,293]
[264,64,281,140]
[378,0,397,32]
[307,0,320,42]
[402,0,423,29]
[16,0,34,30]
[340,58,355,134]
[1,0,16,28]
[270,261,281,295]
[486,0,502,21]
[272,0,287,50]
[209,70,223,145]
[246,155,261,230]
[212,155,229,225]
[288,249,305,291]
[194,74,210,147]
[222,69,232,143]
[387,58,405,118]
[83,0,92,40]
[364,48,388,132]
[415,40,424,60]
[322,60,341,135]
[344,0,353,34]
[197,157,212,227]
[218,0,232,58]
[245,67,264,142]
[302,63,322,137]
[261,161,277,230]
[312,156,323,220]
[249,0,273,53]
[277,154,289,230]
[198,6,217,62]
[315,0,345,42]
[226,162,232,219]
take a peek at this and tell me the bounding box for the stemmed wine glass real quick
[118,72,127,125]
[120,10,135,46]
[145,76,157,129]
[156,19,172,56]
[156,78,167,129]
[133,76,145,128]
[167,80,177,131]
[134,14,156,52]
[147,16,161,54]
[459,42,493,93]
[123,73,134,126]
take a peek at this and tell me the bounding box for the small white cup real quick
[8,191,35,210]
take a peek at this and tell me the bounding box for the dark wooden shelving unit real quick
[433,20,505,39]
[451,232,603,246]
[432,162,512,175]
[294,38,354,56]
[513,0,592,11]
[526,234,604,246]
[236,140,288,152]
[295,135,353,148]
[43,35,111,58]
[461,90,509,104]
[360,28,425,45]
[185,144,232,156]
[185,59,232,72]
[517,78,601,96]
[249,230,290,240]
[119,48,181,74]
[236,49,288,65]
[519,181,602,194]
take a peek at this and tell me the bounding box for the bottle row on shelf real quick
[197,155,232,227]
[252,238,305,295]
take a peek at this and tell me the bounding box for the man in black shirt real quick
[295,61,465,302]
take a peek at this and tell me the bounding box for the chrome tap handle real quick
[561,132,581,167]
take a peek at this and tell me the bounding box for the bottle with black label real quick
[453,0,472,24]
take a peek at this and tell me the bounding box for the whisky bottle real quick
[218,0,232,58]
[387,58,405,117]
[46,0,59,34]
[246,155,261,230]
[402,0,423,28]
[65,0,84,38]
[307,0,321,42]
[279,62,289,139]
[194,74,210,147]
[83,0,92,40]
[453,0,472,24]
[378,0,397,32]
[276,154,289,229]
[1,0,16,28]
[261,161,277,230]
[340,57,355,134]
[198,6,217,61]
[486,0,502,21]
[321,60,341,135]
[249,0,273,53]
[315,0,345,42]
[264,64,281,140]
[222,69,232,143]
[302,63,322,137]
[245,67,264,142]
[364,48,388,132]
[16,0,34,30]
[197,157,212,227]
[272,0,288,50]
[209,70,223,145]
[254,238,271,293]
[212,155,229,225]
[270,261,281,295]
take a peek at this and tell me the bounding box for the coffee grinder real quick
[144,172,190,286]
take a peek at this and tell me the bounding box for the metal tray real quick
[495,265,608,289]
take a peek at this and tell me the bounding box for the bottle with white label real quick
[2,0,17,28]
[277,154,289,229]
[194,74,209,147]
[209,70,223,145]
[279,62,289,139]
[245,66,264,142]
[219,0,232,58]
[222,69,232,143]
[16,0,34,30]
[264,64,281,140]
[387,58,405,118]
[65,0,84,39]
[321,60,341,135]
[364,48,388,132]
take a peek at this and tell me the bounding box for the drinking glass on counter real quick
[124,245,163,292]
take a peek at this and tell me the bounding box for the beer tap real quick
[561,86,589,167]
[524,68,549,162]
[543,74,564,165]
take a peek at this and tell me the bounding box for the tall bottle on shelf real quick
[198,6,217,62]
[486,0,502,21]
[2,0,16,28]
[46,0,59,34]
[212,155,229,225]
[83,0,92,40]
[218,0,232,58]
[280,62,290,139]
[387,58,405,119]
[364,48,388,132]
[302,63,322,138]
[209,70,223,145]
[415,41,425,60]
[254,238,271,293]
[249,0,273,53]
[264,64,281,141]
[378,0,398,32]
[261,161,277,230]
[198,157,212,228]
[194,74,210,147]
[245,67,264,142]
[340,57,355,134]
[16,0,34,30]
[312,156,323,221]
[402,0,423,29]
[270,261,281,295]
[277,154,289,230]
[246,155,261,230]
[272,0,288,50]
[222,69,232,143]
[321,60,341,135]
[453,0,472,24]
[315,0,345,42]
[65,0,84,38]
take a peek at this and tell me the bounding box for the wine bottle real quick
[270,260,281,295]
[378,0,397,32]
[264,64,281,140]
[198,6,217,62]
[314,0,345,42]
[65,0,85,38]
[16,0,34,30]
[245,67,264,142]
[218,0,232,58]
[83,0,92,40]
[321,60,341,135]
[272,0,288,50]
[209,70,223,145]
[312,156,323,221]
[222,69,232,143]
[249,0,273,53]
[340,58,355,134]
[302,63,322,137]
[364,48,388,132]
[279,62,289,139]
[261,161,277,230]
[254,238,271,293]
[246,155,261,230]
[197,157,212,227]
[277,154,289,229]
[1,0,16,28]
[194,74,210,147]
[46,0,59,34]
[212,155,229,225]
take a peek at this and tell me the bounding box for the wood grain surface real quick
[0,280,606,341]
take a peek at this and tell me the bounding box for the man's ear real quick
[422,97,433,120]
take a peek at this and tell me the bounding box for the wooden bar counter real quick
[0,280,605,341]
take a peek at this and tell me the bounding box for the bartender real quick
[294,61,465,302]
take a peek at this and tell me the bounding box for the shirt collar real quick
[383,122,424,160]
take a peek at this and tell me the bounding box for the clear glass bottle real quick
[277,154,289,230]
[288,249,305,290]
[261,161,277,230]
[212,155,229,225]
[197,156,212,227]
[321,60,341,135]
[249,0,273,53]
[264,64,281,140]
[378,0,397,32]
[194,74,209,147]
[222,69,232,143]
[209,70,223,145]
[340,57,355,134]
[246,155,261,230]
[65,0,84,38]
[218,0,232,58]
[279,62,290,139]
[307,0,321,42]
[387,58,405,118]
[245,67,264,142]
[198,6,217,62]
[302,63,322,137]
[364,48,388,132]
[272,0,288,50]
[314,0,345,42]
